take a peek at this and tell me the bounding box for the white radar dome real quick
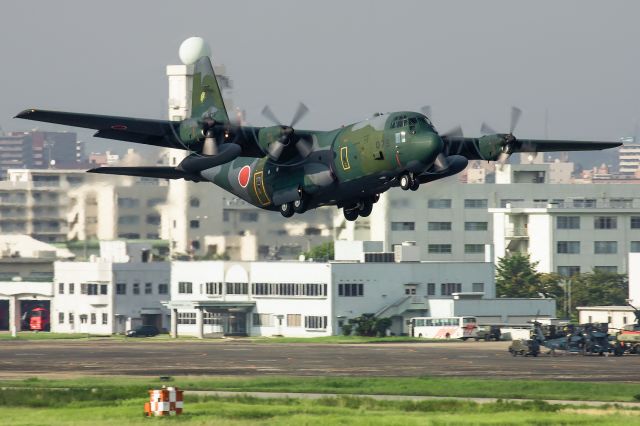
[179,37,211,65]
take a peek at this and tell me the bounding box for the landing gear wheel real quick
[359,200,373,217]
[399,173,412,190]
[280,202,294,218]
[293,197,308,214]
[409,179,420,191]
[343,208,359,221]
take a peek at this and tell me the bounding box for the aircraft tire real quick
[343,208,359,221]
[410,180,420,191]
[293,197,308,214]
[399,173,412,190]
[359,200,373,217]
[280,202,294,218]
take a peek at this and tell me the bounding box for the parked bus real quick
[29,307,50,331]
[411,316,477,339]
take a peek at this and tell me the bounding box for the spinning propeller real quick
[481,106,522,164]
[261,102,313,161]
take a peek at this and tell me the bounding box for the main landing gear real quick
[280,191,309,218]
[342,195,379,222]
[399,172,419,191]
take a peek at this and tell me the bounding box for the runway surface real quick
[0,339,638,381]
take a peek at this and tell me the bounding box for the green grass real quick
[0,332,96,340]
[1,389,638,426]
[3,376,640,403]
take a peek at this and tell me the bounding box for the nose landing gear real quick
[399,173,419,191]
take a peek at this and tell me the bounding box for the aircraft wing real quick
[15,109,187,150]
[443,136,621,161]
[87,166,203,181]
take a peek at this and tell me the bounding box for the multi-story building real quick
[0,131,83,179]
[340,163,640,274]
[52,241,170,334]
[618,139,640,176]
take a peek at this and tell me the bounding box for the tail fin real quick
[191,56,229,122]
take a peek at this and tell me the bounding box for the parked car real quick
[126,325,159,337]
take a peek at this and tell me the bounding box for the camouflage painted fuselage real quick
[200,111,443,211]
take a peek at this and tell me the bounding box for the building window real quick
[178,282,193,294]
[117,215,140,225]
[441,283,462,296]
[58,283,64,294]
[594,241,617,254]
[428,222,451,231]
[223,211,230,222]
[204,312,222,325]
[472,282,484,293]
[427,283,435,296]
[133,283,140,295]
[80,315,88,324]
[100,284,108,295]
[338,283,364,297]
[558,266,580,277]
[594,216,617,229]
[464,222,488,231]
[240,212,258,222]
[594,266,618,273]
[305,315,328,329]
[205,282,223,295]
[158,284,169,295]
[69,313,74,324]
[464,244,485,254]
[58,312,64,324]
[631,217,640,229]
[147,198,164,207]
[190,220,200,229]
[557,241,580,254]
[81,283,99,295]
[90,313,96,325]
[226,282,248,295]
[190,197,200,208]
[117,197,139,208]
[102,313,108,325]
[557,216,580,229]
[253,313,272,327]
[252,283,327,297]
[464,199,488,209]
[116,283,126,295]
[391,222,415,231]
[287,314,302,327]
[573,198,596,208]
[145,282,152,294]
[428,244,451,254]
[631,241,640,253]
[428,199,451,209]
[146,214,161,225]
[69,283,74,294]
[177,312,196,325]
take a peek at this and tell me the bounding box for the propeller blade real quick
[442,125,463,139]
[497,151,510,165]
[434,153,449,171]
[290,102,309,128]
[481,122,497,135]
[510,107,522,134]
[421,105,432,118]
[295,138,314,158]
[268,140,286,160]
[261,105,282,126]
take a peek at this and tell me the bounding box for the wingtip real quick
[14,108,37,119]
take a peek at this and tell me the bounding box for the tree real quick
[570,271,628,311]
[302,242,334,262]
[495,253,543,298]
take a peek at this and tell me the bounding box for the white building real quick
[52,241,170,334]
[618,140,640,175]
[165,241,554,338]
[340,164,640,274]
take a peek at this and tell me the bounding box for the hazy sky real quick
[2,0,640,157]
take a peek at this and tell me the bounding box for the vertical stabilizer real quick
[191,56,229,123]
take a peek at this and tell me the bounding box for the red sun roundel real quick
[238,165,251,188]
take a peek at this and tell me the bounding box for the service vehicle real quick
[29,307,50,331]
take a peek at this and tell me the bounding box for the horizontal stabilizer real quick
[87,167,203,181]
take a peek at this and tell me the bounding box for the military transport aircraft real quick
[15,40,621,221]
